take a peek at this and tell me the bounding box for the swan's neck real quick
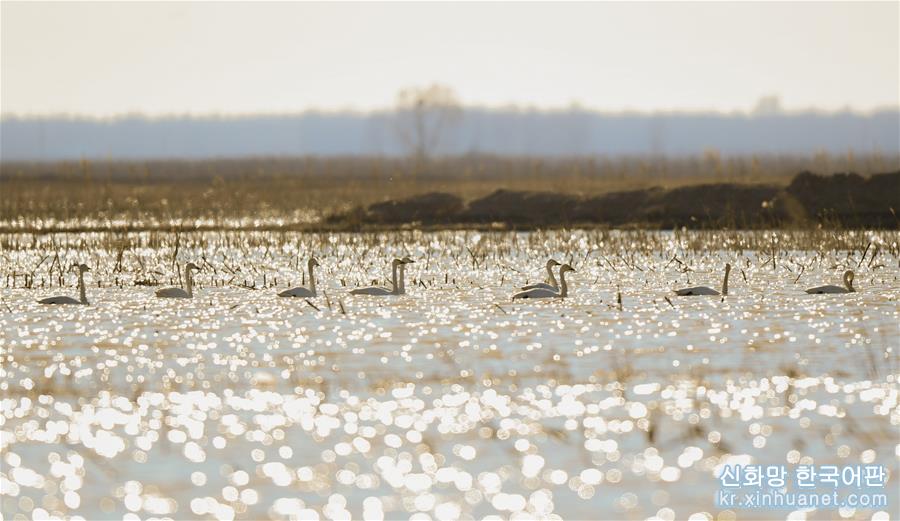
[308,264,317,296]
[845,274,854,292]
[78,271,87,304]
[186,268,194,297]
[546,265,558,288]
[558,270,568,298]
[399,264,408,294]
[391,263,399,294]
[722,268,730,296]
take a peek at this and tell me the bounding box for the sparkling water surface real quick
[2,230,898,521]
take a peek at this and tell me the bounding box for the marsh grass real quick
[3,228,896,297]
[3,154,896,230]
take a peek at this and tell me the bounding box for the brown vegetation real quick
[334,171,898,229]
[785,171,900,227]
[1,154,897,231]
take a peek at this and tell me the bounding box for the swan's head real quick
[546,259,561,268]
[559,264,576,274]
[185,262,201,272]
[309,258,320,268]
[69,263,91,273]
[725,263,732,273]
[401,256,415,264]
[391,258,404,267]
[843,270,855,289]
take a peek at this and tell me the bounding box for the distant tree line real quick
[1,87,897,161]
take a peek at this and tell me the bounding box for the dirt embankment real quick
[329,171,900,229]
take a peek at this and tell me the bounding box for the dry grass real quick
[2,153,897,226]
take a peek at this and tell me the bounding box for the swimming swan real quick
[513,264,575,299]
[350,258,412,296]
[38,264,90,305]
[806,270,855,294]
[279,258,320,297]
[156,262,200,298]
[521,259,561,291]
[674,263,731,296]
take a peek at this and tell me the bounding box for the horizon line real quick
[3,151,900,164]
[3,104,900,122]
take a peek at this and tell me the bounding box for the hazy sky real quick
[2,1,898,116]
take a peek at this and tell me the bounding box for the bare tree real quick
[394,84,462,167]
[753,94,783,116]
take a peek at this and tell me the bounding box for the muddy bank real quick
[329,171,899,229]
[784,171,900,227]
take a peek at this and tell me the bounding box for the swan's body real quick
[514,264,574,299]
[350,258,411,296]
[350,285,396,296]
[38,295,83,304]
[674,263,731,296]
[278,286,315,298]
[156,262,200,299]
[155,287,191,298]
[521,259,560,291]
[806,270,855,294]
[513,287,558,299]
[39,264,90,305]
[279,258,320,297]
[674,286,720,296]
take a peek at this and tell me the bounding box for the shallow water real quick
[1,230,898,520]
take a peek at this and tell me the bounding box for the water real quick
[1,230,898,520]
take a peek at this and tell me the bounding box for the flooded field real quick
[1,229,898,520]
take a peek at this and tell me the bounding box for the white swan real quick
[350,258,411,296]
[38,264,90,305]
[279,258,320,297]
[674,263,731,296]
[521,259,561,291]
[156,262,200,298]
[513,264,575,299]
[806,270,855,294]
